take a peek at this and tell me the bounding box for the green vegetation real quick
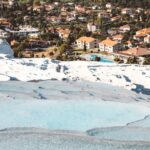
[143,57,150,65]
[126,57,139,64]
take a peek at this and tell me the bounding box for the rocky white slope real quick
[0,81,150,150]
[0,57,150,93]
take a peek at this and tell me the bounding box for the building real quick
[111,16,121,22]
[118,47,150,57]
[0,29,10,39]
[0,18,11,27]
[107,28,118,35]
[144,35,150,43]
[6,25,39,37]
[87,23,98,32]
[134,28,150,41]
[50,16,61,23]
[136,28,150,36]
[112,34,124,43]
[57,28,71,40]
[121,8,133,15]
[106,3,112,9]
[119,24,130,33]
[98,11,111,19]
[75,5,86,13]
[99,38,120,53]
[125,41,132,48]
[76,36,99,49]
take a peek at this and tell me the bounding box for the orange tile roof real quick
[113,34,124,40]
[120,24,130,28]
[119,47,150,57]
[126,41,132,45]
[135,34,146,38]
[58,28,70,34]
[77,36,96,43]
[136,28,150,35]
[99,38,118,46]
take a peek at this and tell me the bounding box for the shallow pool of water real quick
[0,100,149,131]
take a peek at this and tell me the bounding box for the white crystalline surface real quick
[0,128,150,150]
[87,127,150,141]
[1,99,150,131]
[0,81,150,149]
[128,115,150,127]
[0,56,150,149]
[0,81,149,132]
[0,57,150,92]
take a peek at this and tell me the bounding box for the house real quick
[119,24,130,33]
[98,11,111,19]
[28,33,40,39]
[121,8,133,15]
[112,34,124,43]
[0,18,11,27]
[87,23,98,32]
[50,16,61,23]
[44,4,54,11]
[6,25,39,37]
[125,41,132,48]
[136,8,144,13]
[111,16,121,22]
[106,8,113,13]
[106,3,112,9]
[118,47,150,57]
[107,28,118,35]
[61,6,68,12]
[136,28,150,36]
[78,16,87,22]
[8,0,16,6]
[57,28,71,40]
[27,39,49,49]
[133,34,145,41]
[0,29,10,39]
[66,15,75,22]
[76,36,99,49]
[99,38,121,53]
[144,35,150,44]
[10,39,19,47]
[75,5,86,13]
[134,28,150,41]
[33,5,41,12]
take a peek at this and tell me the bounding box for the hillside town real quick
[0,0,150,64]
[1,1,150,149]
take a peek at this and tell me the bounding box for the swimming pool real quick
[91,54,114,63]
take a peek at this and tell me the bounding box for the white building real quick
[57,28,71,40]
[121,8,133,15]
[106,3,112,9]
[76,36,99,50]
[6,25,39,37]
[119,24,130,33]
[0,29,10,39]
[144,35,150,43]
[87,23,98,32]
[99,38,120,53]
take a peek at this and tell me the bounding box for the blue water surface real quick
[0,100,149,131]
[91,54,114,63]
